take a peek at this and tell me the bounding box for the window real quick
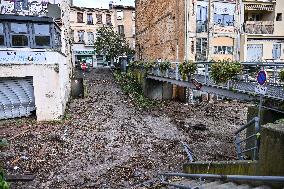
[34,24,50,47]
[106,14,112,25]
[87,13,93,25]
[11,23,29,47]
[247,44,263,62]
[78,30,84,43]
[0,23,4,46]
[132,24,135,36]
[87,32,94,45]
[213,46,233,55]
[196,38,207,61]
[118,25,124,35]
[70,29,74,42]
[214,14,234,26]
[272,44,281,60]
[54,30,61,49]
[77,12,83,23]
[250,14,261,21]
[197,5,208,32]
[276,13,282,21]
[132,11,135,21]
[117,10,123,20]
[96,14,102,24]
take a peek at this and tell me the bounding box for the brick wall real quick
[135,0,185,62]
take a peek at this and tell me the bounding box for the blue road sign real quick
[257,71,267,85]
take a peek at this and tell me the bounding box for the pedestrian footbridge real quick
[147,62,284,101]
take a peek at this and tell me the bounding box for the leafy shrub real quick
[280,69,284,82]
[0,170,9,189]
[159,61,171,73]
[178,60,197,80]
[210,59,243,83]
[114,71,157,108]
[144,61,156,71]
[128,61,144,69]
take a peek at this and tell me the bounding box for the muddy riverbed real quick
[0,69,248,189]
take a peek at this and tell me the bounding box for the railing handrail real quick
[245,21,274,25]
[234,117,259,135]
[146,61,284,67]
[159,173,284,183]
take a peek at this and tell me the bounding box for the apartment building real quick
[240,0,284,62]
[136,0,284,62]
[111,4,136,50]
[70,6,113,67]
[70,3,135,68]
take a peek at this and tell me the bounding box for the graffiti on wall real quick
[0,0,59,16]
[0,51,47,64]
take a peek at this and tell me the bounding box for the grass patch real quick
[114,70,158,109]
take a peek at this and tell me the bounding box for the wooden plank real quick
[5,174,35,182]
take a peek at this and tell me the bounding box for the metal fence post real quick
[205,64,208,84]
[235,134,243,160]
[273,66,277,84]
[254,117,260,160]
[176,63,179,80]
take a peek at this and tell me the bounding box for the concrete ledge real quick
[183,160,259,175]
[259,120,284,176]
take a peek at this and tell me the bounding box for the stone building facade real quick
[136,0,284,62]
[111,4,136,50]
[70,6,113,67]
[70,3,135,68]
[135,0,185,62]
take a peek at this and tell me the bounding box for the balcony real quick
[196,21,208,33]
[243,0,276,2]
[244,21,274,34]
[244,4,274,12]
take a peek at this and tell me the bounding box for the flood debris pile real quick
[0,69,248,188]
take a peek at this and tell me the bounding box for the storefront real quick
[73,49,96,68]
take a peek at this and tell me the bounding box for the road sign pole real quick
[258,94,263,120]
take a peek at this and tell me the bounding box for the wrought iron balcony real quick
[196,21,208,33]
[244,21,274,34]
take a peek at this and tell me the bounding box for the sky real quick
[72,0,135,9]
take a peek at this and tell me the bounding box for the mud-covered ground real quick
[0,69,248,189]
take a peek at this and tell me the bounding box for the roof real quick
[112,5,135,10]
[0,14,54,23]
[71,6,112,13]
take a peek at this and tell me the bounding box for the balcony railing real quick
[243,0,275,2]
[244,21,274,34]
[196,21,208,33]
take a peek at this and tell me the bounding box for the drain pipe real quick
[184,0,189,61]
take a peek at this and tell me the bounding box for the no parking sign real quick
[257,70,267,85]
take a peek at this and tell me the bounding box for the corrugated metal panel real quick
[0,77,35,120]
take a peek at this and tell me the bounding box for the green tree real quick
[94,27,135,64]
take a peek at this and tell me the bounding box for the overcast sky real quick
[72,0,135,8]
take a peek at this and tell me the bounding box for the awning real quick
[245,4,274,11]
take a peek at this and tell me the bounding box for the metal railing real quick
[159,172,284,189]
[244,21,274,34]
[149,61,284,100]
[196,21,208,33]
[234,117,260,160]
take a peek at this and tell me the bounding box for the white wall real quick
[0,50,71,121]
